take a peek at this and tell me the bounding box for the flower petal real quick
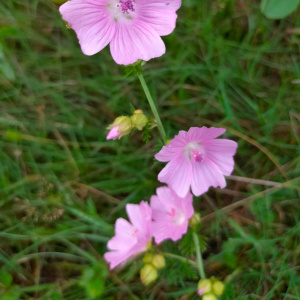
[157,156,192,197]
[136,0,181,36]
[59,0,116,56]
[202,139,238,175]
[187,127,226,143]
[126,201,152,238]
[191,159,226,196]
[110,19,166,65]
[107,218,136,250]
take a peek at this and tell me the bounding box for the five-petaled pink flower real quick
[151,186,194,244]
[155,127,238,198]
[104,201,152,269]
[59,0,181,65]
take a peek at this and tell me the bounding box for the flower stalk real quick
[193,231,206,279]
[137,73,167,143]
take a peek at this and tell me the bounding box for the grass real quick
[0,0,300,299]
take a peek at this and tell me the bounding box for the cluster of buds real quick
[106,110,148,140]
[140,253,166,286]
[197,278,225,299]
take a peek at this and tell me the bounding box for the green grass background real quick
[0,0,300,299]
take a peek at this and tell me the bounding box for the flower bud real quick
[107,116,133,139]
[202,293,217,300]
[131,110,148,130]
[212,280,225,296]
[140,264,157,286]
[189,213,201,228]
[142,253,154,264]
[197,279,212,295]
[106,125,121,140]
[152,254,166,270]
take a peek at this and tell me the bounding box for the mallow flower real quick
[150,186,194,244]
[155,127,238,197]
[104,201,152,269]
[59,0,182,65]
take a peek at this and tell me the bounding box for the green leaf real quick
[0,26,18,39]
[0,269,13,287]
[260,0,299,19]
[80,263,108,299]
[0,288,21,300]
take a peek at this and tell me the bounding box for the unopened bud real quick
[131,110,148,130]
[140,264,157,286]
[202,293,217,300]
[212,281,225,296]
[189,213,201,228]
[152,254,166,269]
[197,279,212,295]
[142,253,154,264]
[107,116,133,139]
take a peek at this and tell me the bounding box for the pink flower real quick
[104,201,152,269]
[151,186,194,244]
[106,125,121,140]
[59,0,181,65]
[155,127,238,197]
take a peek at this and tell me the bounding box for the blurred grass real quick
[0,0,300,299]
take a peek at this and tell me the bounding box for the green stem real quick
[192,231,206,279]
[137,73,166,143]
[163,252,198,268]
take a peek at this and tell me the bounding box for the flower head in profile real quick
[59,0,181,65]
[150,186,194,244]
[155,127,238,197]
[104,201,152,269]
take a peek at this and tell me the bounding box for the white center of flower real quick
[184,142,204,163]
[108,0,136,21]
[168,208,185,225]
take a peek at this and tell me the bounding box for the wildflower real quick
[104,201,152,269]
[150,186,194,244]
[59,0,182,65]
[106,116,132,140]
[140,264,158,285]
[155,127,238,197]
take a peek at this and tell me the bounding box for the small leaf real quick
[80,262,108,298]
[1,288,21,300]
[0,270,12,287]
[260,0,299,19]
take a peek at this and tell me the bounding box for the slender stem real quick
[137,73,166,143]
[192,231,206,279]
[163,252,198,268]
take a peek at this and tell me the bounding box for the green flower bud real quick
[197,279,212,295]
[202,293,217,300]
[152,254,166,270]
[142,253,154,264]
[189,213,201,228]
[131,110,148,130]
[212,281,225,296]
[140,264,158,286]
[107,116,133,138]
